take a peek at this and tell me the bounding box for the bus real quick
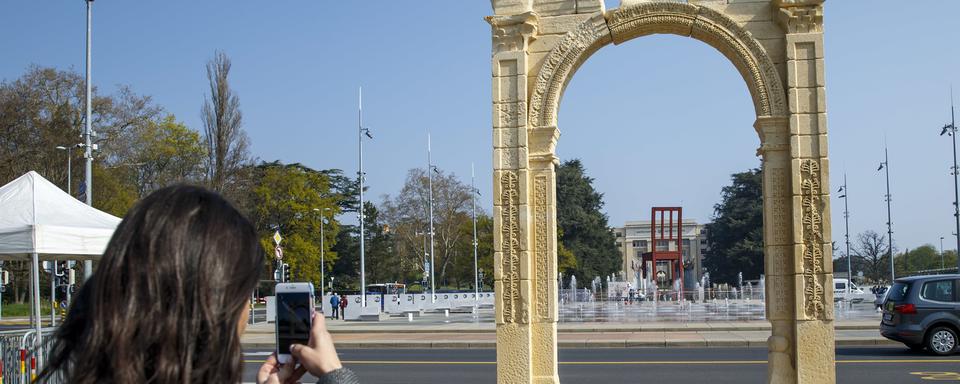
[366,283,406,295]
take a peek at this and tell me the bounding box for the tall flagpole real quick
[471,163,480,304]
[83,0,94,280]
[358,88,367,307]
[428,134,436,302]
[881,147,894,282]
[951,90,960,272]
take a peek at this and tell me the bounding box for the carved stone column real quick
[488,11,558,384]
[773,1,836,383]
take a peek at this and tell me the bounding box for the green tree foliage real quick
[895,245,958,275]
[556,159,620,284]
[361,202,397,286]
[248,162,340,289]
[704,169,763,284]
[130,115,207,196]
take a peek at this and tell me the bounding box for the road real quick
[240,346,960,383]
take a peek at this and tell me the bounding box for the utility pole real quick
[357,88,372,307]
[838,174,851,290]
[83,0,95,280]
[471,163,480,305]
[427,134,436,302]
[940,88,960,273]
[879,147,894,282]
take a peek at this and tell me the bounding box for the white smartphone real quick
[275,282,315,364]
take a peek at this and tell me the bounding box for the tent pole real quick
[32,252,42,349]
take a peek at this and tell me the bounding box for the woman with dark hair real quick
[37,185,358,384]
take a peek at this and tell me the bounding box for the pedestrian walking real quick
[330,292,340,319]
[339,294,349,319]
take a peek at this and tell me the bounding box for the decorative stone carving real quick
[770,169,790,245]
[529,2,788,131]
[800,159,825,319]
[499,170,527,324]
[775,0,824,34]
[528,13,611,128]
[533,175,550,321]
[487,12,539,53]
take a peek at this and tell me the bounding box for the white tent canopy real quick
[0,171,121,261]
[0,171,122,348]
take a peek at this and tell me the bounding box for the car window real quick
[920,280,954,302]
[835,282,844,290]
[887,282,909,301]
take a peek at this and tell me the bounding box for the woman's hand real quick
[289,313,343,376]
[257,353,306,384]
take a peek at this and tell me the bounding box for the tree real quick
[556,159,620,284]
[0,66,160,196]
[894,245,957,275]
[380,168,475,289]
[854,230,894,284]
[248,162,340,289]
[202,51,251,195]
[129,114,206,196]
[704,169,763,284]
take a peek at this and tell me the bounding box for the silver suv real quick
[879,274,960,355]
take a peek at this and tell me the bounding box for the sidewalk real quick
[242,319,891,349]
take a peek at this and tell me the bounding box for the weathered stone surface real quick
[490,0,833,382]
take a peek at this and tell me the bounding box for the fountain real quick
[569,275,578,303]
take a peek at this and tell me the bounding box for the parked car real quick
[879,275,960,355]
[833,278,871,303]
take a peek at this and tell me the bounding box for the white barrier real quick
[322,292,496,319]
[341,295,383,321]
[265,296,276,322]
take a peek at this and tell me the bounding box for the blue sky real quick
[2,1,959,255]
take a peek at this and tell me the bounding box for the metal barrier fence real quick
[0,328,63,384]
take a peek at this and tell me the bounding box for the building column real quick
[765,1,836,383]
[489,11,560,384]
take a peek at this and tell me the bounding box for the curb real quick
[241,339,895,349]
[245,323,881,335]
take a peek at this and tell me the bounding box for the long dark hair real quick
[38,185,264,383]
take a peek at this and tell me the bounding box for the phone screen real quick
[276,292,312,353]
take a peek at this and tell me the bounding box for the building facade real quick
[614,219,709,290]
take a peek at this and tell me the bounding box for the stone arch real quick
[489,1,834,383]
[528,2,787,133]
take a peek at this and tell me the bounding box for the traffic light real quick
[283,263,291,282]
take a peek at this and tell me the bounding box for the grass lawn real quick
[1,302,56,317]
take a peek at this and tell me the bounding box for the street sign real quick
[273,231,282,245]
[275,246,283,260]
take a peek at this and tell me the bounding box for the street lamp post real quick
[878,147,895,282]
[471,163,480,305]
[358,88,372,307]
[940,236,945,270]
[313,208,331,295]
[837,174,851,293]
[427,134,437,302]
[940,90,960,273]
[83,0,95,280]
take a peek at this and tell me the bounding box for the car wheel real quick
[926,326,958,356]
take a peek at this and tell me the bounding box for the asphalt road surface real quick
[240,346,960,384]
